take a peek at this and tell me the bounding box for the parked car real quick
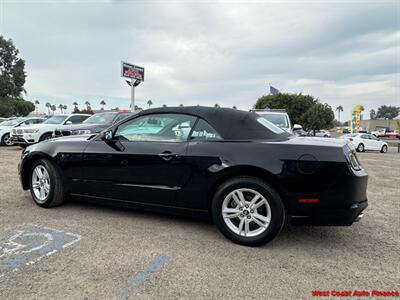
[11,114,90,147]
[0,117,8,124]
[0,117,45,146]
[340,133,388,153]
[19,107,368,246]
[371,127,400,139]
[311,130,331,137]
[53,111,133,137]
[251,109,298,134]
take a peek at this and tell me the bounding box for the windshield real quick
[83,112,117,124]
[257,117,288,134]
[258,113,289,129]
[43,115,68,124]
[1,119,23,126]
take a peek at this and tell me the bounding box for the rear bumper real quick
[290,200,368,226]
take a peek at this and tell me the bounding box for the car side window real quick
[67,115,89,124]
[361,134,369,139]
[190,118,222,141]
[114,113,197,142]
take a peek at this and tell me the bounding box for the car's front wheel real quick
[1,133,13,146]
[380,145,388,153]
[30,159,65,208]
[211,177,285,246]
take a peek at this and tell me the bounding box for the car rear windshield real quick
[43,115,68,124]
[84,112,117,124]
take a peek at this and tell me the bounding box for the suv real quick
[11,114,90,147]
[0,117,45,146]
[53,111,133,137]
[251,109,295,134]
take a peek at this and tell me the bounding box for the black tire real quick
[380,145,388,153]
[211,176,285,246]
[29,158,65,208]
[1,133,13,146]
[39,133,52,142]
[356,143,365,152]
[19,144,28,149]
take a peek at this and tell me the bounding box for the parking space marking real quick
[117,255,169,300]
[0,225,81,278]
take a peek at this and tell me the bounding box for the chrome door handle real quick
[158,151,178,161]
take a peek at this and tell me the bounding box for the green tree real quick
[369,109,377,120]
[34,100,40,115]
[63,104,67,113]
[100,100,106,110]
[162,104,167,107]
[300,103,335,135]
[335,105,343,122]
[214,104,220,108]
[58,104,64,114]
[254,93,316,124]
[179,104,184,107]
[232,106,237,109]
[51,105,56,114]
[0,98,35,117]
[45,102,51,115]
[84,101,91,110]
[147,99,153,108]
[376,105,400,120]
[0,36,26,99]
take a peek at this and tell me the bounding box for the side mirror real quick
[100,130,125,152]
[293,124,302,131]
[65,121,72,125]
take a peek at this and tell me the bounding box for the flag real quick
[269,85,280,95]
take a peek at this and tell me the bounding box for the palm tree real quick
[84,101,91,110]
[232,106,237,109]
[73,101,78,109]
[179,104,184,107]
[162,104,167,108]
[58,104,64,114]
[51,105,56,115]
[214,104,220,108]
[34,100,40,115]
[45,102,51,115]
[100,100,106,110]
[336,105,344,122]
[63,105,68,113]
[147,100,153,108]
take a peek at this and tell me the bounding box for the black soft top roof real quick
[138,106,290,140]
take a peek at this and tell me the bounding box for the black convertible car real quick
[19,107,368,246]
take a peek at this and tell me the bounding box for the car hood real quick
[52,134,96,142]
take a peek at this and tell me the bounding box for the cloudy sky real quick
[1,0,399,120]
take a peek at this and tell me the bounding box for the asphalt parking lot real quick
[0,146,399,299]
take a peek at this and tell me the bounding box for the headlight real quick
[72,129,92,135]
[23,129,40,133]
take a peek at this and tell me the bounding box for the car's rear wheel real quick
[357,143,365,152]
[211,177,285,246]
[29,159,65,208]
[380,145,388,153]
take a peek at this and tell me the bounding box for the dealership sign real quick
[121,62,144,81]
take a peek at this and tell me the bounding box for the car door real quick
[359,134,371,150]
[368,134,381,150]
[81,113,197,205]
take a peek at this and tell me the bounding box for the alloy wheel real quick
[31,165,51,203]
[222,188,271,237]
[4,134,13,146]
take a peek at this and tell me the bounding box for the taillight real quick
[298,198,320,204]
[348,138,353,141]
[348,151,362,171]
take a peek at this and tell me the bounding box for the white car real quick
[251,109,296,134]
[340,133,388,153]
[0,117,45,146]
[314,130,331,137]
[11,114,90,147]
